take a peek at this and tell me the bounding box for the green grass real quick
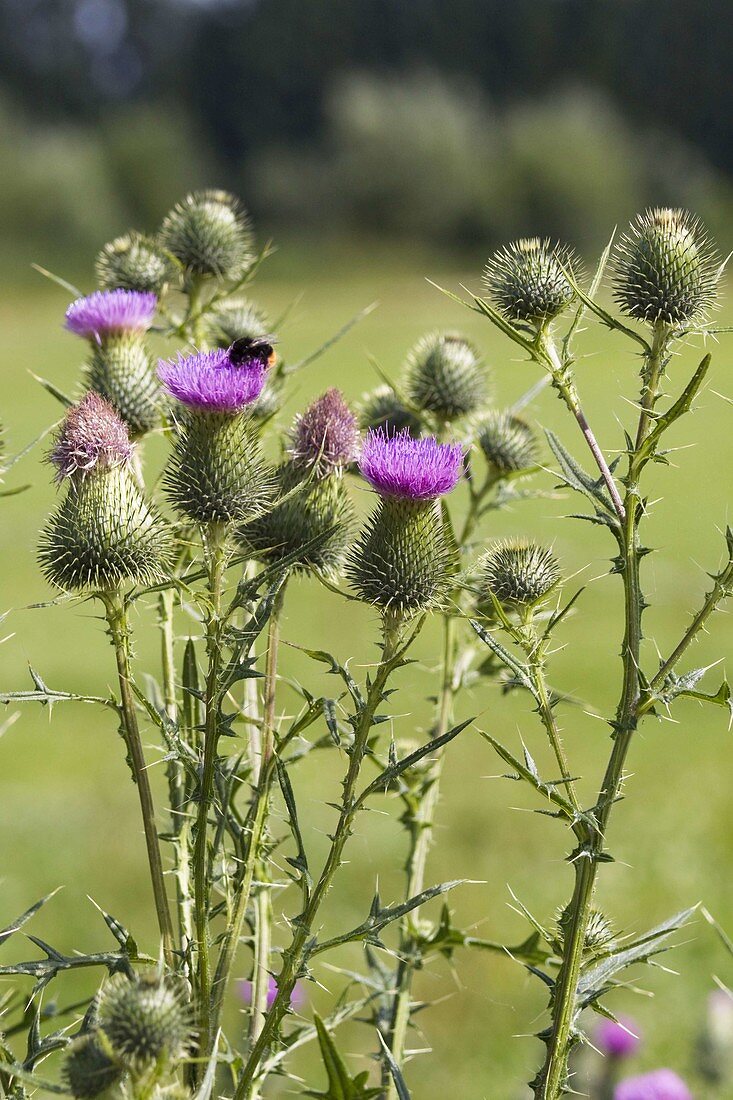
[1,247,733,1097]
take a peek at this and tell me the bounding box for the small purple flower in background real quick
[596,1016,641,1060]
[290,388,360,475]
[50,392,133,481]
[65,290,157,340]
[359,428,463,500]
[614,1068,692,1099]
[158,349,266,413]
[238,977,306,1012]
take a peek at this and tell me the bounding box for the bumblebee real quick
[228,336,277,370]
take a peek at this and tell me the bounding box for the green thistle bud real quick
[483,238,577,324]
[583,909,616,954]
[613,208,719,325]
[63,1033,122,1099]
[159,189,253,282]
[96,232,176,295]
[359,385,422,437]
[97,973,190,1067]
[347,497,454,614]
[164,409,271,525]
[39,394,172,592]
[210,298,269,346]
[404,332,487,421]
[476,410,539,475]
[241,461,354,577]
[86,335,161,437]
[478,539,560,607]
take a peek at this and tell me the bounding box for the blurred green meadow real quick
[2,244,733,1097]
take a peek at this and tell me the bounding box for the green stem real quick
[103,590,175,968]
[192,522,228,1065]
[232,616,410,1100]
[526,633,582,818]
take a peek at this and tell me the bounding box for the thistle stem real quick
[192,521,228,1063]
[232,617,410,1100]
[103,590,175,968]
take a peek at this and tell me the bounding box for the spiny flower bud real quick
[613,208,719,326]
[63,1032,122,1099]
[289,389,360,477]
[404,332,487,422]
[97,973,190,1067]
[241,461,354,577]
[159,189,253,281]
[476,410,539,475]
[65,291,161,437]
[483,238,577,324]
[210,298,269,346]
[359,385,422,438]
[478,539,560,607]
[159,350,271,524]
[39,394,172,591]
[347,430,462,614]
[95,232,176,295]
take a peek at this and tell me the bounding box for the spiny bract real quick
[359,385,422,438]
[479,539,560,606]
[86,336,161,437]
[159,189,253,281]
[404,331,487,421]
[210,297,270,346]
[95,232,176,295]
[483,238,577,324]
[613,207,719,326]
[476,409,539,474]
[63,1033,122,1099]
[97,973,191,1066]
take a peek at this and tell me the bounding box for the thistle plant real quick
[1,197,731,1100]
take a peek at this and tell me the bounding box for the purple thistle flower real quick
[50,392,133,481]
[158,349,266,413]
[596,1016,641,1059]
[615,1068,692,1100]
[65,290,157,340]
[359,429,463,500]
[290,388,360,475]
[238,977,306,1012]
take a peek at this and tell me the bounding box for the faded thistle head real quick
[65,290,157,342]
[95,232,176,295]
[347,430,462,614]
[478,539,560,608]
[359,385,422,438]
[613,208,719,326]
[97,973,191,1069]
[40,394,172,591]
[476,410,539,475]
[290,389,360,477]
[159,189,253,282]
[404,331,487,422]
[483,238,577,325]
[159,349,272,524]
[63,1032,122,1099]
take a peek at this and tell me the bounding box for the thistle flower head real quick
[595,1016,641,1060]
[613,208,718,325]
[476,410,539,474]
[95,232,176,295]
[359,385,422,438]
[158,348,266,413]
[211,298,269,346]
[159,189,253,280]
[97,973,190,1067]
[479,539,560,606]
[290,389,360,476]
[615,1069,691,1099]
[65,290,157,340]
[483,238,577,324]
[404,331,487,421]
[50,393,133,482]
[360,429,463,500]
[63,1033,122,1099]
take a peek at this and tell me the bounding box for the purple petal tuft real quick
[359,429,463,500]
[50,392,133,480]
[65,290,157,339]
[596,1016,641,1059]
[158,348,266,412]
[615,1068,692,1100]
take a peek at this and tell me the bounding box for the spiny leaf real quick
[304,1014,381,1099]
[377,1032,412,1100]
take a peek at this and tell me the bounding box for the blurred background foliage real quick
[2,3,733,1096]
